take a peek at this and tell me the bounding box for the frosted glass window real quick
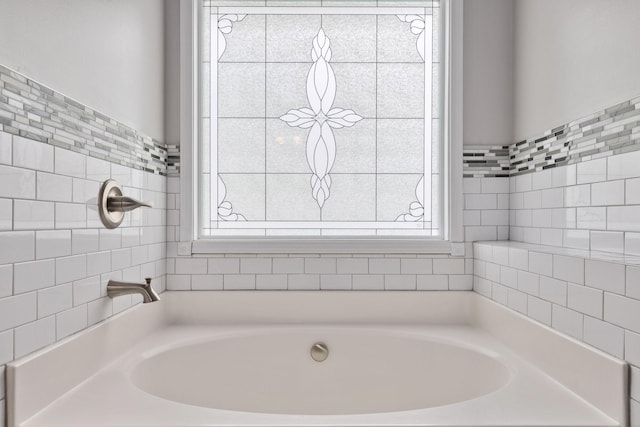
[199,1,442,237]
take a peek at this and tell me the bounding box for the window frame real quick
[178,0,463,255]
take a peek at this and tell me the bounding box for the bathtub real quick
[7,292,628,426]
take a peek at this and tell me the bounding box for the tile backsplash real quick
[473,240,640,424]
[470,95,640,423]
[462,145,510,178]
[510,97,640,176]
[508,154,640,254]
[0,65,168,426]
[462,95,640,255]
[0,65,168,175]
[506,97,640,254]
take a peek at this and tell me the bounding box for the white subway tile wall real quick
[510,152,640,255]
[0,126,167,422]
[462,177,511,242]
[1,62,640,426]
[473,241,640,419]
[626,331,640,367]
[14,316,56,359]
[499,98,640,427]
[164,173,501,295]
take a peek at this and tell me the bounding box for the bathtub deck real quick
[20,324,618,427]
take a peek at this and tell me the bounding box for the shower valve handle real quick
[107,195,152,213]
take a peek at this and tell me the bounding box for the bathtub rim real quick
[6,291,628,427]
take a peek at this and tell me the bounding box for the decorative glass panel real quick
[200,1,442,237]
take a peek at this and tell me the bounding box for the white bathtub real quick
[7,292,628,426]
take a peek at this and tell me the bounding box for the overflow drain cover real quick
[310,342,329,362]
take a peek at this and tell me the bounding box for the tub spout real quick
[107,277,160,303]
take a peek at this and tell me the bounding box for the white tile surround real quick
[509,151,640,255]
[0,129,167,427]
[472,135,640,420]
[0,56,639,426]
[473,239,640,421]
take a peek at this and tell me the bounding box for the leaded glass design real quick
[200,1,442,237]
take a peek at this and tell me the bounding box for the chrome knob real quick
[310,342,329,362]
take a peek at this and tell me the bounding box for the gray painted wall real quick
[514,0,640,141]
[0,0,165,141]
[164,0,181,145]
[463,0,514,146]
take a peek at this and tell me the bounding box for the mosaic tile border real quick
[0,64,168,175]
[6,59,635,179]
[160,92,640,179]
[167,144,181,177]
[462,145,510,178]
[510,96,640,176]
[463,96,640,177]
[169,143,511,178]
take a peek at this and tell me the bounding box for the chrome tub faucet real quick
[107,277,160,303]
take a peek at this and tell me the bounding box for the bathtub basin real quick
[131,328,511,415]
[7,291,628,427]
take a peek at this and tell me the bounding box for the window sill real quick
[183,238,464,255]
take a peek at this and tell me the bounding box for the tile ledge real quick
[474,240,640,266]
